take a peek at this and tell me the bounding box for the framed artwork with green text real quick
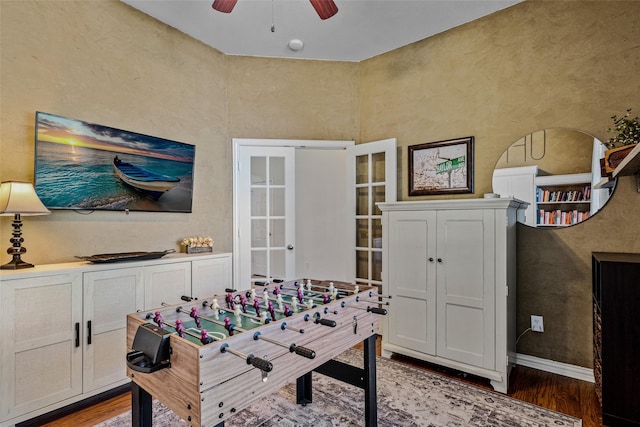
[408,136,474,196]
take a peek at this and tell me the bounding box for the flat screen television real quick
[34,112,195,213]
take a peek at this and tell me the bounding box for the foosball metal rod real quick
[202,301,268,324]
[340,301,388,315]
[253,331,316,359]
[164,303,249,334]
[369,291,392,299]
[219,343,273,374]
[296,280,358,295]
[281,321,304,334]
[145,313,203,340]
[270,288,328,303]
[356,296,390,305]
[202,300,265,322]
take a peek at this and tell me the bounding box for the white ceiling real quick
[121,0,521,62]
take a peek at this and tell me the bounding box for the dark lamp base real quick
[1,255,34,269]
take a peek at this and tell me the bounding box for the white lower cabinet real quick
[380,199,525,393]
[0,252,232,426]
[0,274,83,424]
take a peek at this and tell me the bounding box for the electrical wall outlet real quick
[531,315,544,332]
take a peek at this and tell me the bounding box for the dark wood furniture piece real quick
[592,252,640,426]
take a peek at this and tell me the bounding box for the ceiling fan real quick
[212,0,339,20]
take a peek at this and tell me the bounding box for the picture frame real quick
[408,136,474,196]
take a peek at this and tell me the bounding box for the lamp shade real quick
[0,181,51,216]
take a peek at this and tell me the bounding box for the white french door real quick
[233,138,396,291]
[236,146,295,288]
[346,139,397,290]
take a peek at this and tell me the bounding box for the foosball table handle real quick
[314,318,337,327]
[367,307,388,315]
[290,344,316,359]
[247,354,273,372]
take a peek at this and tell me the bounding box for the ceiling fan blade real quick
[212,0,238,13]
[309,0,338,20]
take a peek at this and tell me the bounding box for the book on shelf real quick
[537,208,590,226]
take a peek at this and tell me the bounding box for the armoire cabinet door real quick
[436,209,495,369]
[386,210,436,355]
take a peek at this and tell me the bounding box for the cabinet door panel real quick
[192,256,232,299]
[83,267,143,393]
[0,274,82,422]
[144,262,191,308]
[387,211,436,354]
[436,209,495,369]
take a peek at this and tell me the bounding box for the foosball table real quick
[125,278,388,427]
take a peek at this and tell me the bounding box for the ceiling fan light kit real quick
[212,0,338,20]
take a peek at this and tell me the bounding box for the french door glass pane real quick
[372,152,386,182]
[251,219,267,247]
[356,250,368,279]
[373,185,385,215]
[372,218,382,244]
[269,157,285,185]
[251,157,267,184]
[372,250,382,282]
[270,219,285,247]
[356,188,368,216]
[251,250,267,279]
[356,219,368,248]
[251,188,266,216]
[356,154,368,184]
[270,249,285,279]
[270,187,285,216]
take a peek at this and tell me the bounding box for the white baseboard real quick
[515,353,595,383]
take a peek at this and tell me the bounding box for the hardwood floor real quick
[38,339,602,427]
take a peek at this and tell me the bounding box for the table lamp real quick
[0,181,50,269]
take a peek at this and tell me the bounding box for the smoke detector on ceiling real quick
[288,39,304,52]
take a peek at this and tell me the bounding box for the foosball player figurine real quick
[268,301,277,321]
[200,329,214,344]
[153,311,164,328]
[223,317,236,336]
[190,306,202,328]
[175,319,185,338]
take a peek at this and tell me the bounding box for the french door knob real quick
[287,245,294,250]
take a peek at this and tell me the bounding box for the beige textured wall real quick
[0,1,358,264]
[360,1,640,367]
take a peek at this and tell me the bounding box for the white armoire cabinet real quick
[379,198,526,393]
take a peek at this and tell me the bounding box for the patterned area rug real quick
[98,349,582,427]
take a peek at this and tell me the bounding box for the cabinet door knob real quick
[287,245,294,250]
[429,257,434,262]
[437,258,443,263]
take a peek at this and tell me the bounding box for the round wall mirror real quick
[492,128,616,228]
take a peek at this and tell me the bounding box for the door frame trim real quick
[232,138,354,290]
